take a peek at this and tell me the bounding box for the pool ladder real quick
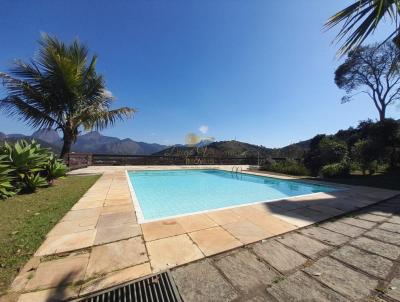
[231,166,243,174]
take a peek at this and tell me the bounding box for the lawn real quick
[0,174,100,295]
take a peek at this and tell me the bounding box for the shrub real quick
[0,140,68,197]
[352,139,380,175]
[45,154,68,182]
[0,155,16,199]
[260,160,310,176]
[304,135,348,176]
[321,161,351,178]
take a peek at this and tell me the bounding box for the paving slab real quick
[80,263,151,295]
[320,221,365,237]
[96,212,137,228]
[85,237,148,278]
[61,208,102,222]
[206,209,243,225]
[356,213,388,222]
[94,224,141,245]
[35,229,96,256]
[378,222,400,233]
[189,227,242,256]
[146,234,204,272]
[214,249,278,294]
[303,257,378,300]
[17,286,79,302]
[365,228,400,245]
[276,233,331,259]
[388,215,400,225]
[331,245,393,279]
[46,217,98,237]
[142,219,186,241]
[350,236,400,260]
[176,214,217,232]
[248,212,298,234]
[386,278,400,301]
[299,226,350,246]
[268,271,347,302]
[252,240,307,273]
[172,260,238,302]
[339,217,377,229]
[223,220,273,244]
[25,253,89,291]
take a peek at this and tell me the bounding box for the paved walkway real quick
[171,196,400,301]
[3,166,399,302]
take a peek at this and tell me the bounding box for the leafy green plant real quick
[45,155,68,182]
[22,173,48,193]
[0,155,16,199]
[260,160,310,176]
[321,161,351,178]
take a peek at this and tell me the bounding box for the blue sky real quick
[0,1,398,147]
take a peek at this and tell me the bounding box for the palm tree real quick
[326,0,400,55]
[0,34,135,158]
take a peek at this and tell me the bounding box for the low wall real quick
[65,153,93,170]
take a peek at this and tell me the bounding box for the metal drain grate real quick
[75,271,182,302]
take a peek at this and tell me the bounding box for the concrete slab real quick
[277,233,331,259]
[365,228,400,245]
[268,271,347,302]
[339,217,377,229]
[172,260,238,302]
[320,221,365,237]
[303,257,378,300]
[350,236,400,260]
[214,249,278,294]
[331,246,393,279]
[252,240,307,273]
[299,226,350,246]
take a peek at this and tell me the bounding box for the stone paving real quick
[3,165,400,302]
[171,196,400,301]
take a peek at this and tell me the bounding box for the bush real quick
[260,160,310,176]
[0,155,15,199]
[321,161,351,178]
[0,140,68,196]
[304,135,348,176]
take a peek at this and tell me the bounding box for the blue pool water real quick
[128,169,336,221]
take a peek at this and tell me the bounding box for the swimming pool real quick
[127,169,336,222]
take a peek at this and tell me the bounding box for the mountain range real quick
[0,129,168,155]
[0,129,310,157]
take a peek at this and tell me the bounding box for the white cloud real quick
[199,125,209,134]
[102,89,114,99]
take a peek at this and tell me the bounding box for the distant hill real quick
[0,130,168,155]
[155,139,309,158]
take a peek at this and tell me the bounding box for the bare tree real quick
[335,42,400,121]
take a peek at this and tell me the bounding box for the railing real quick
[65,153,301,167]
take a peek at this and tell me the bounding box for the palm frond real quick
[81,107,136,131]
[326,0,400,56]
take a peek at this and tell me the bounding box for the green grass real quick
[310,170,400,191]
[0,175,100,295]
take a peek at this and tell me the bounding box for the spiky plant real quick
[0,34,135,158]
[326,0,400,55]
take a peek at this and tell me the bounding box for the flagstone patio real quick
[5,165,400,302]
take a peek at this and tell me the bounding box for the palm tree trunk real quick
[60,132,73,159]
